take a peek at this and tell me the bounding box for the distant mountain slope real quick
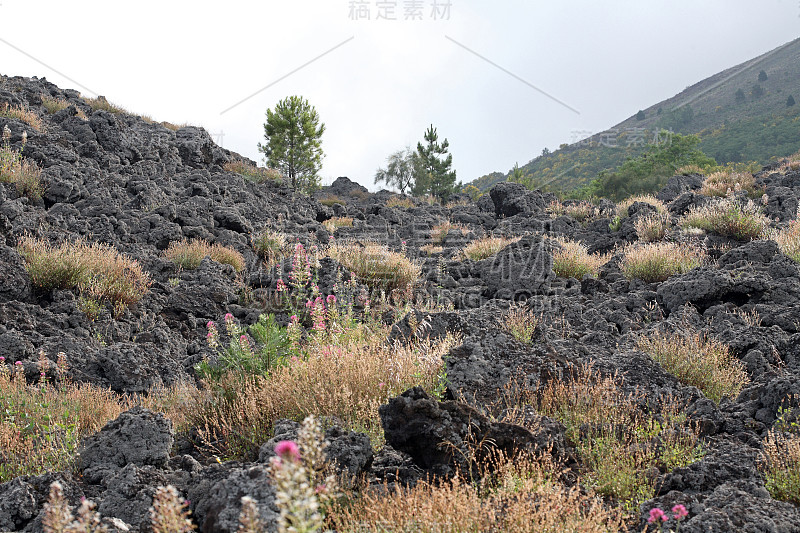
[473,37,800,194]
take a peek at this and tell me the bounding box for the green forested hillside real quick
[471,37,800,195]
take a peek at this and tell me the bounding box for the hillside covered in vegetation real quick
[472,37,800,195]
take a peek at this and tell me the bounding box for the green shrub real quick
[198,313,291,380]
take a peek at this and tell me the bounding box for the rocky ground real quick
[1,75,800,532]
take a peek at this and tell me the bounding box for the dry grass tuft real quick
[700,170,761,198]
[1,126,43,199]
[164,239,246,272]
[17,236,151,310]
[616,195,667,219]
[0,360,125,482]
[83,95,126,114]
[501,303,540,344]
[318,194,346,207]
[322,216,354,233]
[548,200,597,222]
[461,235,520,260]
[331,450,624,532]
[193,335,456,458]
[634,213,671,242]
[253,228,287,266]
[621,242,705,283]
[676,164,707,175]
[430,221,469,244]
[223,160,282,183]
[532,365,703,513]
[637,328,749,403]
[1,102,45,131]
[41,96,71,115]
[761,430,800,504]
[386,195,415,209]
[770,218,800,263]
[550,237,608,279]
[680,197,770,241]
[328,241,420,293]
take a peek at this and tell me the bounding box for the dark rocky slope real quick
[1,75,800,532]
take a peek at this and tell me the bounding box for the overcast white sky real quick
[1,1,799,189]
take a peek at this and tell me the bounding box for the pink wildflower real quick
[290,315,299,322]
[0,357,5,362]
[274,440,300,461]
[207,321,215,328]
[224,313,234,322]
[672,504,688,520]
[15,361,22,366]
[276,279,287,292]
[327,294,337,305]
[648,508,668,524]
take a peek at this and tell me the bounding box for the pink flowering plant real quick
[646,504,689,532]
[197,312,294,380]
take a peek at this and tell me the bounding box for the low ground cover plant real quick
[680,196,769,241]
[550,236,608,279]
[460,235,520,260]
[637,328,749,403]
[621,242,705,283]
[17,236,152,312]
[164,239,246,272]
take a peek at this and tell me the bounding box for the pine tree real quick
[258,96,325,193]
[412,125,458,201]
